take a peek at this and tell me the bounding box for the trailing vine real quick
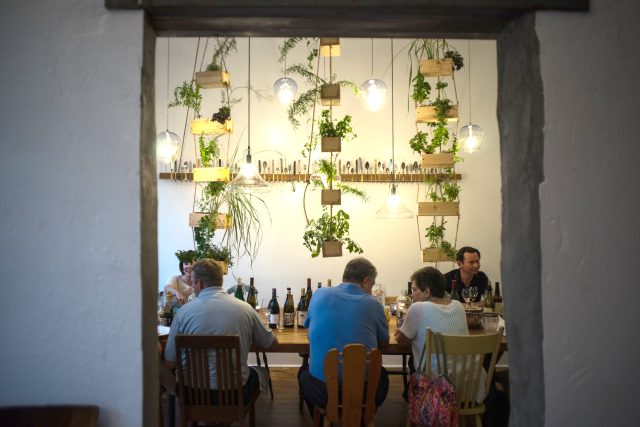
[169,80,202,119]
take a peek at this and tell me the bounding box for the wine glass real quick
[372,284,387,307]
[461,288,471,306]
[470,287,479,303]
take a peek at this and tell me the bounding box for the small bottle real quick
[305,278,313,306]
[297,288,308,328]
[164,291,174,327]
[317,281,322,289]
[268,288,280,329]
[494,282,503,315]
[284,288,295,328]
[484,281,494,313]
[396,289,409,327]
[327,279,332,287]
[235,277,244,301]
[247,278,257,309]
[451,280,459,302]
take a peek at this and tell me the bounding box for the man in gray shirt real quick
[164,258,278,404]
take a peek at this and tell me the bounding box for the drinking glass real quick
[482,313,500,333]
[470,287,479,303]
[461,288,471,306]
[372,284,387,307]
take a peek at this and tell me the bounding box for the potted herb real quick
[303,208,363,258]
[422,221,457,263]
[416,174,461,216]
[192,134,230,182]
[193,213,234,275]
[317,109,356,153]
[196,37,235,88]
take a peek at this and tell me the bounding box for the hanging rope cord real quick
[391,38,395,189]
[302,43,322,224]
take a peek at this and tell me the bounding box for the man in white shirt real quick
[164,258,279,404]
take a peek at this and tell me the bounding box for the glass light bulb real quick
[459,124,484,153]
[241,162,256,178]
[156,131,180,164]
[359,79,388,111]
[273,77,298,106]
[386,193,401,208]
[466,136,477,149]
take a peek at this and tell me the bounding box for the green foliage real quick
[336,184,370,203]
[206,37,237,73]
[175,250,197,264]
[444,50,464,71]
[169,80,203,119]
[194,214,235,267]
[412,73,432,106]
[303,208,363,258]
[425,221,457,263]
[425,176,461,202]
[290,88,322,132]
[318,110,357,140]
[409,131,430,154]
[279,38,319,69]
[205,62,222,72]
[199,134,222,167]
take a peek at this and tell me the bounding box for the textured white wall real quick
[537,1,640,425]
[155,38,501,364]
[0,1,146,425]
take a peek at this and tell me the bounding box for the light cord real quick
[248,37,251,151]
[468,39,472,124]
[391,38,395,186]
[166,38,170,130]
[371,38,374,77]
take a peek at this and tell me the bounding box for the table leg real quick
[167,393,175,427]
[261,352,274,400]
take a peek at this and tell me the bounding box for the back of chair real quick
[0,405,99,427]
[175,334,245,425]
[424,327,504,410]
[324,344,382,427]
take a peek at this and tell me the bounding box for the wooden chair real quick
[313,344,382,427]
[0,405,99,427]
[407,327,505,427]
[175,334,260,427]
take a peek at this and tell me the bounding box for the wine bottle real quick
[247,278,257,309]
[297,287,308,328]
[494,282,503,315]
[484,281,494,313]
[317,281,322,289]
[235,277,244,301]
[407,282,413,306]
[268,288,280,329]
[327,279,332,287]
[164,291,174,327]
[305,278,313,306]
[284,288,295,328]
[451,280,459,302]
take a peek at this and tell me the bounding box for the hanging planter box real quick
[321,189,341,206]
[193,167,230,182]
[422,248,454,263]
[417,202,460,216]
[419,58,454,77]
[416,105,459,123]
[188,213,233,229]
[321,137,341,153]
[322,241,343,258]
[195,70,230,88]
[213,260,229,275]
[190,119,233,135]
[320,38,341,57]
[421,153,455,169]
[321,84,340,106]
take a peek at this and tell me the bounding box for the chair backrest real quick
[175,334,245,425]
[324,344,382,427]
[423,327,504,410]
[0,405,99,427]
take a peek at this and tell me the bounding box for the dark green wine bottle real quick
[268,288,280,329]
[451,279,459,302]
[284,288,295,328]
[297,287,307,328]
[247,277,257,309]
[484,281,494,313]
[235,277,244,301]
[305,278,313,306]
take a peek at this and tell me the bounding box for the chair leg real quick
[249,404,256,427]
[461,415,467,427]
[475,414,483,427]
[313,408,322,427]
[405,416,413,427]
[299,387,305,413]
[261,352,274,400]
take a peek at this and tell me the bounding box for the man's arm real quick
[265,336,279,351]
[378,338,390,347]
[164,358,177,370]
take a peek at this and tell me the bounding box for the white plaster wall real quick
[537,1,640,425]
[156,38,501,364]
[0,1,146,426]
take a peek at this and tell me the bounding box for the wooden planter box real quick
[188,213,233,229]
[214,260,229,275]
[416,105,459,123]
[193,167,230,182]
[419,58,454,77]
[195,70,231,88]
[321,84,340,106]
[322,241,343,258]
[421,153,455,169]
[190,119,233,135]
[320,38,340,57]
[422,248,454,263]
[321,189,341,206]
[417,202,459,216]
[321,137,341,153]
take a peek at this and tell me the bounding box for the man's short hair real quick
[192,258,223,288]
[456,246,481,263]
[342,257,377,285]
[410,267,446,298]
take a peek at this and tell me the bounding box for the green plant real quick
[279,38,319,69]
[425,221,457,263]
[199,135,222,167]
[175,250,197,264]
[303,208,363,258]
[424,174,461,202]
[318,110,357,140]
[169,80,203,119]
[412,73,432,106]
[211,106,231,124]
[310,159,370,203]
[409,131,430,154]
[444,50,464,71]
[206,37,237,73]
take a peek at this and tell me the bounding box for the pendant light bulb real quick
[156,131,180,164]
[459,124,484,153]
[274,77,298,106]
[387,192,401,208]
[375,185,414,219]
[241,155,256,178]
[360,79,388,111]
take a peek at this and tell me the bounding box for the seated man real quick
[164,258,279,405]
[298,257,390,419]
[445,246,489,306]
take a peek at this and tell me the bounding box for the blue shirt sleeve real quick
[303,294,313,328]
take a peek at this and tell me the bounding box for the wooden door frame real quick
[115,2,589,426]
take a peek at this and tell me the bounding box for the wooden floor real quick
[161,367,480,427]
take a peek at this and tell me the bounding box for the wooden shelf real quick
[421,153,455,168]
[159,172,461,182]
[190,119,233,135]
[422,248,454,263]
[321,137,341,153]
[417,202,459,216]
[419,58,454,77]
[195,70,230,88]
[321,84,340,106]
[416,105,459,123]
[322,241,342,258]
[321,189,341,206]
[188,213,232,229]
[320,38,340,57]
[214,260,229,275]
